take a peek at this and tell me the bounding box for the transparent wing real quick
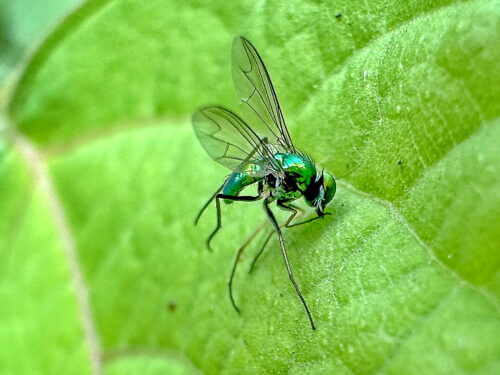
[232,36,296,153]
[192,106,283,176]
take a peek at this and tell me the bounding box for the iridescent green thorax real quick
[273,153,316,191]
[222,153,316,204]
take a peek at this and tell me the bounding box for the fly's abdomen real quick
[222,172,257,204]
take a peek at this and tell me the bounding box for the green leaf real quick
[0,144,91,374]
[2,0,499,374]
[103,351,201,375]
[0,0,82,81]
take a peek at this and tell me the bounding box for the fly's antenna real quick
[335,162,362,180]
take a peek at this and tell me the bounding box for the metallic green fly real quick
[192,37,336,330]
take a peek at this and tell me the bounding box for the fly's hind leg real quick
[228,221,267,313]
[205,191,265,251]
[195,182,225,226]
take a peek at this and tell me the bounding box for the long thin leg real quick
[194,182,225,225]
[277,201,304,227]
[248,230,274,274]
[249,204,325,274]
[228,221,267,313]
[287,213,330,228]
[249,202,301,274]
[206,196,222,251]
[277,201,331,228]
[206,192,265,251]
[196,138,266,225]
[263,199,316,330]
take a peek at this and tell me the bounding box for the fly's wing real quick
[192,106,283,177]
[232,36,296,153]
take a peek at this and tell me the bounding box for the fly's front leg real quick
[277,201,328,229]
[264,198,316,330]
[281,200,332,228]
[277,201,305,228]
[287,213,331,228]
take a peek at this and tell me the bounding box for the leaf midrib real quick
[11,128,104,375]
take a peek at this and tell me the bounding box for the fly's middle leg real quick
[228,220,267,313]
[263,198,316,330]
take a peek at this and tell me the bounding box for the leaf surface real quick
[2,0,499,374]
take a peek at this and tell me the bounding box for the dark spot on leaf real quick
[167,299,177,312]
[335,13,342,19]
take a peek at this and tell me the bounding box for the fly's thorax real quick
[273,153,316,191]
[261,153,316,202]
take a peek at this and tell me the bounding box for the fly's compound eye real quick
[322,172,336,206]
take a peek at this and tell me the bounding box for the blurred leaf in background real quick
[0,0,499,374]
[0,0,82,81]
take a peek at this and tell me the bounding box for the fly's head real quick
[304,170,336,216]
